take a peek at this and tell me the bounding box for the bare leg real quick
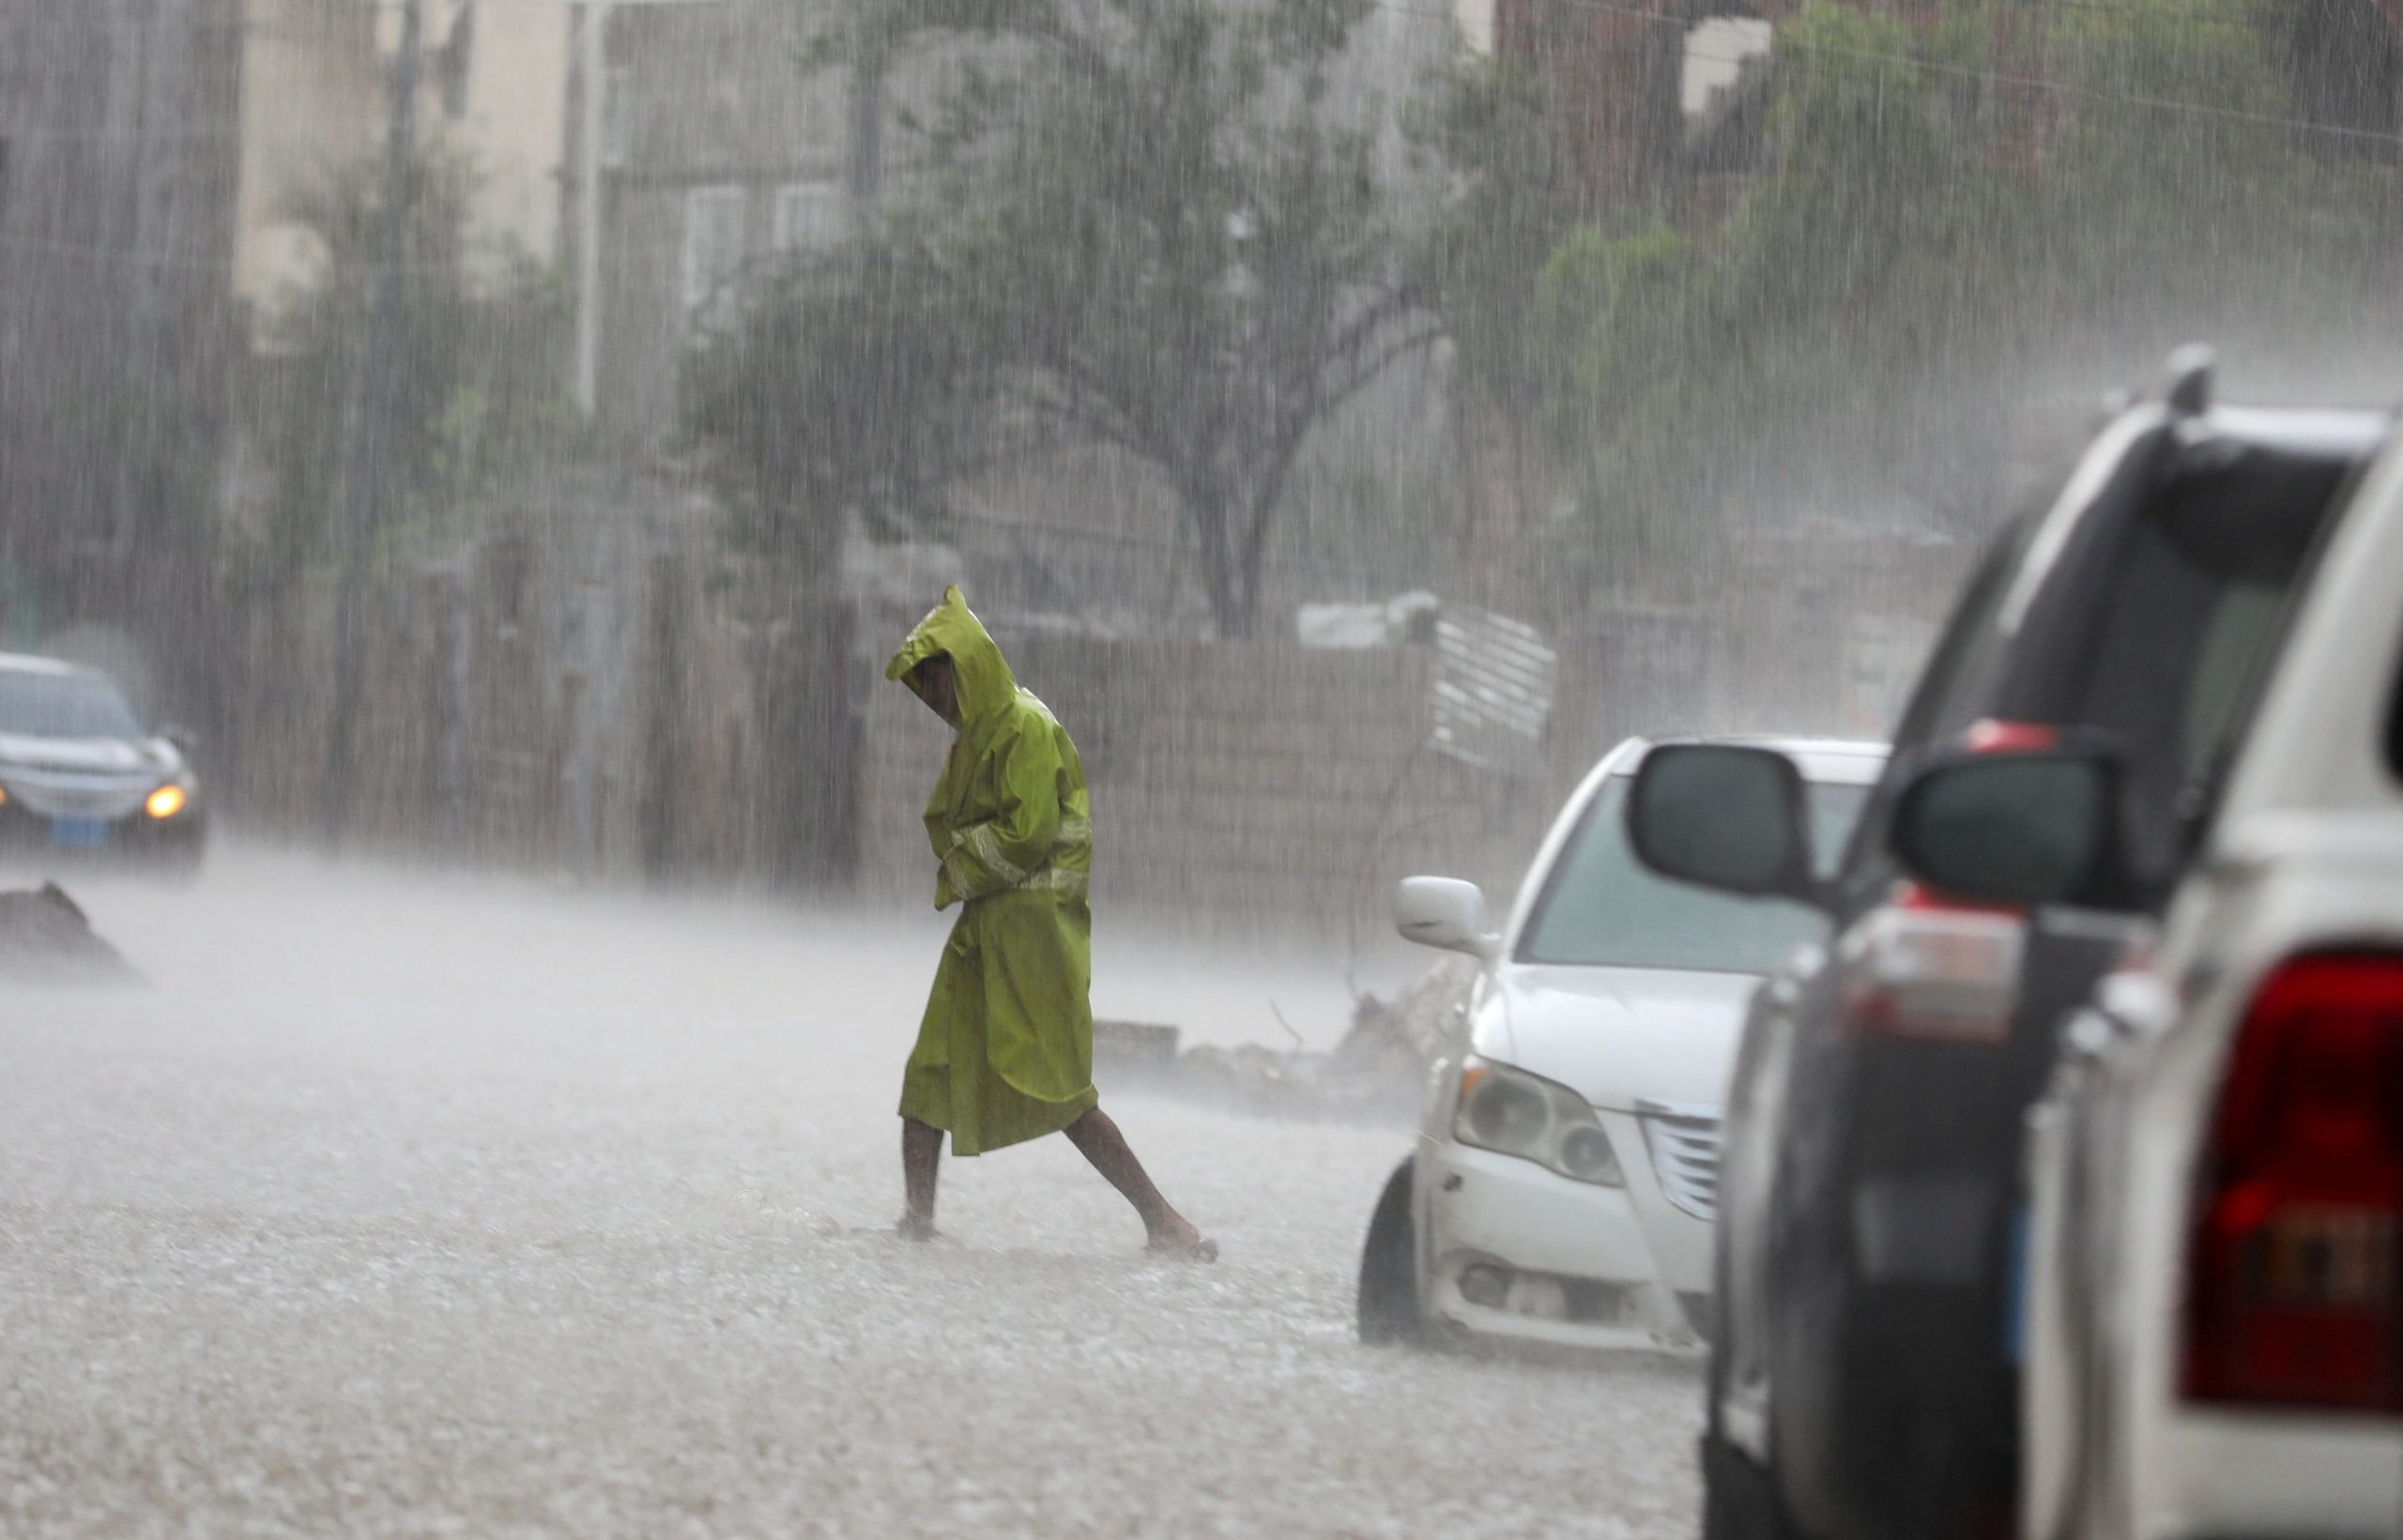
[1064,1107,1215,1258]
[897,1117,942,1240]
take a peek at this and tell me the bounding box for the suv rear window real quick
[2015,435,2365,871]
[2068,520,2281,782]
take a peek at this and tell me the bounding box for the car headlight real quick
[145,784,188,819]
[1452,1058,1624,1186]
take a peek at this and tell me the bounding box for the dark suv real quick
[1625,354,2389,1540]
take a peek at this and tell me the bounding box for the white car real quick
[1879,425,2403,1538]
[1355,735,1886,1354]
[2015,423,2403,1540]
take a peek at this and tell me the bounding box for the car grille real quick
[3,768,153,820]
[1640,1108,1722,1222]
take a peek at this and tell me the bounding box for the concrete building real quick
[573,0,862,440]
[0,0,247,633]
[235,0,572,338]
[0,0,574,646]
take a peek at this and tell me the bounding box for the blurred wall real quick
[210,479,1959,939]
[859,634,1538,940]
[0,0,246,653]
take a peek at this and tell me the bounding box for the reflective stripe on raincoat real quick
[885,585,1098,1155]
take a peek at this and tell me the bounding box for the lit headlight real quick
[1452,1058,1623,1186]
[145,784,188,819]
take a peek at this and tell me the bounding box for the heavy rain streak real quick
[6,0,2403,1536]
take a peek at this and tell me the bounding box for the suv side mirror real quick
[1394,877,1497,961]
[1627,744,1826,908]
[1890,748,2127,908]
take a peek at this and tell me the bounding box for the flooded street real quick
[7,0,2398,1532]
[0,854,1699,1538]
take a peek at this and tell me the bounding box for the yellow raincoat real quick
[886,587,1098,1155]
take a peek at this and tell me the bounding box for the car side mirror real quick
[1394,877,1497,961]
[161,724,199,755]
[1626,743,1826,908]
[1890,748,2128,908]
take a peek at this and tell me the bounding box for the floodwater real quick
[0,852,1699,1538]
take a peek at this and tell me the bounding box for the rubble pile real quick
[0,883,140,986]
[1333,954,1478,1076]
[1093,956,1477,1123]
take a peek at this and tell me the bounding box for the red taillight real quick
[1836,883,2028,1042]
[1963,719,2060,755]
[1830,719,2055,1042]
[2184,953,2403,1411]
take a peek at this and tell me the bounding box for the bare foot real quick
[1145,1217,1218,1262]
[895,1213,940,1243]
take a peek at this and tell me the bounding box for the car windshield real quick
[0,670,146,740]
[1518,773,1872,975]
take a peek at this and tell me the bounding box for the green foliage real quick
[2037,0,2403,341]
[681,235,997,571]
[252,147,572,587]
[1517,0,2403,593]
[1532,222,1692,447]
[1405,55,1567,407]
[423,254,577,511]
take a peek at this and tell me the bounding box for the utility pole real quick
[848,4,885,209]
[574,0,608,417]
[322,0,425,844]
[103,0,157,566]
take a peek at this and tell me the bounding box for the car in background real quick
[0,653,207,870]
[1977,412,2403,1540]
[1623,351,2387,1540]
[1355,734,1886,1355]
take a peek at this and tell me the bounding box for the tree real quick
[1405,54,1570,416]
[686,0,1440,634]
[243,147,572,594]
[1521,0,2403,598]
[2034,0,2403,357]
[681,234,996,579]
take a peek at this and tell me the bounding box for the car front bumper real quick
[1418,1134,1708,1354]
[0,799,206,864]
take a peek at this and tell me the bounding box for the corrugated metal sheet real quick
[1429,606,1556,776]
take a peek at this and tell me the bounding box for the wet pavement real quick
[0,853,1702,1538]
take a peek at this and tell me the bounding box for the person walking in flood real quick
[886,586,1217,1260]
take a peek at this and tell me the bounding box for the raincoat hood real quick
[885,585,1019,729]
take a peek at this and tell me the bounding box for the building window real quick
[681,185,746,328]
[773,181,846,253]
